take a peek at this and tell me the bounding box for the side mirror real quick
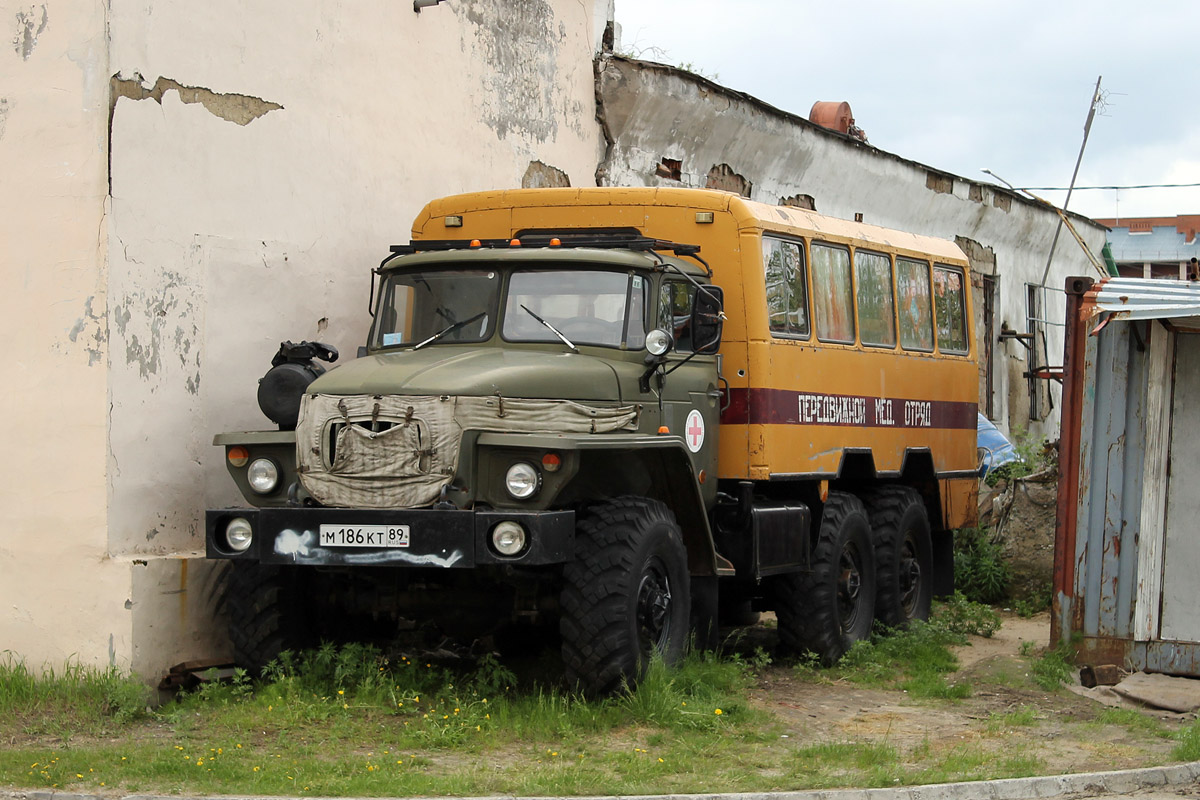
[691,285,724,354]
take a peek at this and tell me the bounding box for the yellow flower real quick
[658,758,664,763]
[714,708,723,715]
[338,689,344,696]
[254,766,260,772]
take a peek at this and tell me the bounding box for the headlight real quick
[504,461,540,499]
[646,328,673,356]
[224,517,254,552]
[491,521,527,556]
[247,458,280,494]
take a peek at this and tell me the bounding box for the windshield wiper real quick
[520,305,578,352]
[412,312,487,350]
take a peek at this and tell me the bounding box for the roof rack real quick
[388,233,701,258]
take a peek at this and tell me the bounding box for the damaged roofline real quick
[603,54,1101,230]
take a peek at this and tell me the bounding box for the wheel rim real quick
[636,556,673,656]
[899,535,923,617]
[838,541,866,634]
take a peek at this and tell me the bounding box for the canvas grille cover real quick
[296,393,639,508]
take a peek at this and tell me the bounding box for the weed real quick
[986,706,1040,731]
[0,653,151,736]
[467,653,517,697]
[1030,640,1075,691]
[954,527,1011,604]
[1174,717,1200,760]
[933,593,1002,638]
[829,620,968,698]
[1097,708,1170,739]
[618,651,760,732]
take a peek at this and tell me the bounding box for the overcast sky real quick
[613,0,1200,222]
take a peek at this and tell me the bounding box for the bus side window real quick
[812,242,854,343]
[659,280,695,352]
[763,236,809,337]
[855,250,896,347]
[897,258,934,352]
[933,265,969,354]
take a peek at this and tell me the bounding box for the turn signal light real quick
[227,446,250,467]
[542,452,562,472]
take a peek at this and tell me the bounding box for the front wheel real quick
[773,491,875,664]
[223,561,313,676]
[560,496,691,694]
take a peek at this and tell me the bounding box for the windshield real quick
[374,269,500,348]
[373,266,650,350]
[502,270,647,348]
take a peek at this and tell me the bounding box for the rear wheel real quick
[560,496,691,694]
[866,486,933,628]
[773,491,875,664]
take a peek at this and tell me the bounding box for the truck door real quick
[658,279,721,508]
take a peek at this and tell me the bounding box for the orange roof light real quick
[658,426,670,435]
[469,239,482,248]
[550,238,562,246]
[509,238,521,247]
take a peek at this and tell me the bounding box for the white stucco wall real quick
[1,0,612,679]
[0,0,133,669]
[597,56,1107,442]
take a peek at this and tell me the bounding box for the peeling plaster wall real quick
[103,0,610,678]
[0,0,133,669]
[1,0,611,679]
[598,57,1105,440]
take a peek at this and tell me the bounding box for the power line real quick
[1015,182,1200,191]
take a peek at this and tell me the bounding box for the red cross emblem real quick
[685,410,705,453]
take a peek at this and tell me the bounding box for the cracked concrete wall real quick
[0,0,133,671]
[101,0,609,679]
[2,0,612,679]
[598,56,1106,441]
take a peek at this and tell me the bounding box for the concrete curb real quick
[5,762,1200,800]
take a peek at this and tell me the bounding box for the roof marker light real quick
[509,238,521,247]
[658,426,670,435]
[550,238,562,246]
[470,239,482,248]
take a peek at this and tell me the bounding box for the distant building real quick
[1094,215,1200,279]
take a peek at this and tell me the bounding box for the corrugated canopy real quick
[1090,277,1200,330]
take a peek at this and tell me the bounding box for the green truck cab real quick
[206,234,725,693]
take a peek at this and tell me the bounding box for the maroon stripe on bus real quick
[720,387,976,430]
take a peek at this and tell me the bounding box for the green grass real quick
[0,652,152,738]
[0,626,1185,797]
[1029,640,1075,691]
[805,598,1000,700]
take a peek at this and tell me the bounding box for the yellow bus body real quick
[411,187,978,530]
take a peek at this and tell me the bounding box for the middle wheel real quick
[774,491,876,664]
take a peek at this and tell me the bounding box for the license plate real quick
[319,524,410,548]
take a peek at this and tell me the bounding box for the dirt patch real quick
[746,612,1190,775]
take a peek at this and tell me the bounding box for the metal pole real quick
[1039,76,1103,288]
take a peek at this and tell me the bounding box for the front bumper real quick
[206,506,574,568]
